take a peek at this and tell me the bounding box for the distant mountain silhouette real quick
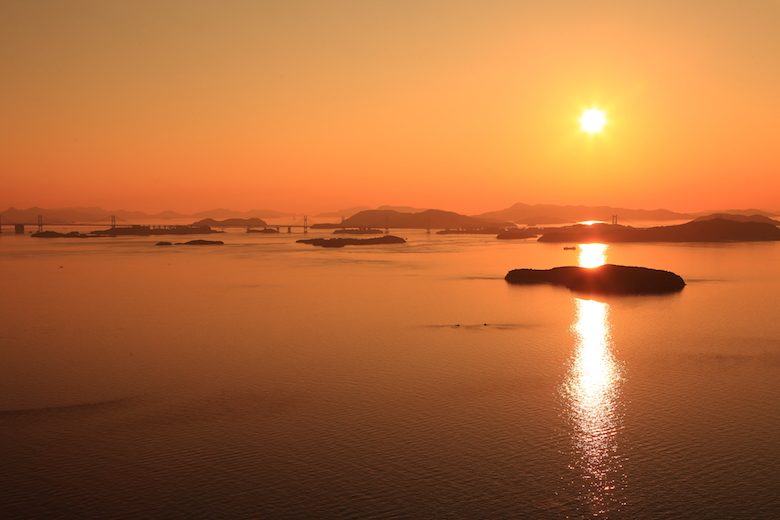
[6,204,778,227]
[0,206,293,224]
[191,218,268,228]
[537,218,780,243]
[314,206,372,218]
[340,209,513,229]
[474,203,693,225]
[692,213,780,225]
[189,208,296,219]
[375,205,429,214]
[1,206,121,224]
[691,208,778,218]
[147,210,191,219]
[314,205,428,218]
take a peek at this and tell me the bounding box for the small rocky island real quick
[505,264,686,294]
[297,235,406,248]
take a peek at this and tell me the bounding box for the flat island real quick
[156,240,224,246]
[297,236,406,248]
[31,231,100,238]
[91,225,223,236]
[505,264,686,294]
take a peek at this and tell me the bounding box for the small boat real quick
[563,246,577,250]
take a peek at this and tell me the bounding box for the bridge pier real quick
[15,224,25,234]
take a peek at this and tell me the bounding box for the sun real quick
[579,108,607,134]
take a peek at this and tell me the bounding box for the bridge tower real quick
[303,215,308,234]
[38,215,43,233]
[611,215,618,225]
[111,215,116,229]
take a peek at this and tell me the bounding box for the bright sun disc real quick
[580,108,607,134]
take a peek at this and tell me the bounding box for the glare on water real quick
[562,240,626,516]
[578,243,609,268]
[564,298,625,516]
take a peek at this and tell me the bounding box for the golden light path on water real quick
[578,243,609,268]
[562,242,627,517]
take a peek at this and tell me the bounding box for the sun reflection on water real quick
[578,243,609,268]
[562,296,626,517]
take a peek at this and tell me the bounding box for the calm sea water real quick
[1,226,779,519]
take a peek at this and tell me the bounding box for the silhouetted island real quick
[182,239,223,245]
[505,264,686,294]
[156,240,224,246]
[31,231,96,238]
[92,225,223,236]
[310,223,343,229]
[537,218,780,243]
[246,228,279,234]
[297,236,406,248]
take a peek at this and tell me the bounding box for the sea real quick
[1,221,779,519]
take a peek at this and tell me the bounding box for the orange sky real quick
[2,1,779,215]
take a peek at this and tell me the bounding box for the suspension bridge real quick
[0,214,114,234]
[0,215,312,234]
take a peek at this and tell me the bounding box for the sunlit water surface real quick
[2,228,780,519]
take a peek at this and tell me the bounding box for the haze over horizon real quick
[3,201,778,221]
[2,1,779,215]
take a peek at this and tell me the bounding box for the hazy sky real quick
[2,0,779,214]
